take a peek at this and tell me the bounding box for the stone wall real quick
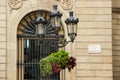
[0,0,7,80]
[112,0,120,80]
[75,0,112,80]
[112,12,120,80]
[0,0,113,80]
[113,0,120,8]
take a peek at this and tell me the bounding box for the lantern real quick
[65,11,79,42]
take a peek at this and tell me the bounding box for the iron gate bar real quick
[17,34,64,38]
[17,38,20,80]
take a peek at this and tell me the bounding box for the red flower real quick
[52,63,60,74]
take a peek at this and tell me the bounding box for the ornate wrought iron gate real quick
[17,10,65,80]
[17,36,62,80]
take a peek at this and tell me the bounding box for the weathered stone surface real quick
[0,0,113,80]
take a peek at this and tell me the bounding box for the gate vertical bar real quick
[32,37,34,79]
[35,38,36,79]
[17,38,19,80]
[28,38,30,80]
[18,37,22,80]
[38,38,40,80]
[20,38,22,80]
[39,38,42,79]
[21,38,24,80]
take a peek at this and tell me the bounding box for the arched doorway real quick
[17,10,65,80]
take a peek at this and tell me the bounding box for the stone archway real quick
[17,10,65,80]
[7,4,69,80]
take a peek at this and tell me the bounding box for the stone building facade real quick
[0,0,119,80]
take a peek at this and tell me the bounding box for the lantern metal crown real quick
[35,5,79,48]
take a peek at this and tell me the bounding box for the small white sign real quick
[88,45,101,54]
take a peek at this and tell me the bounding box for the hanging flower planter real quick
[39,50,76,76]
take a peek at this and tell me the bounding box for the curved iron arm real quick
[50,38,74,48]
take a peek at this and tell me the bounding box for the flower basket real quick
[39,50,76,76]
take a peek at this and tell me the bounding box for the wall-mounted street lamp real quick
[35,5,79,48]
[35,12,47,35]
[65,11,79,42]
[50,5,62,32]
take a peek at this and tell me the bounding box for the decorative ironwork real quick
[65,11,79,42]
[18,10,55,34]
[17,37,61,80]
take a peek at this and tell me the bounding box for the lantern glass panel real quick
[73,23,77,34]
[50,17,55,27]
[55,17,61,27]
[67,23,74,35]
[36,23,45,34]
